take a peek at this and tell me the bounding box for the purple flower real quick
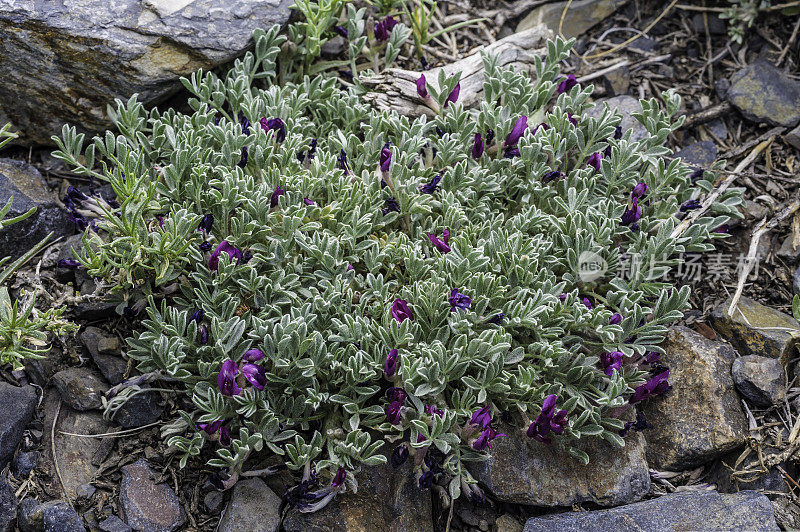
[629,370,671,404]
[382,197,401,215]
[416,74,428,99]
[526,394,568,444]
[270,186,285,208]
[418,470,434,490]
[391,445,409,468]
[632,182,647,198]
[240,113,251,135]
[198,213,213,233]
[197,419,223,436]
[238,147,248,168]
[219,425,231,446]
[643,351,660,364]
[419,174,442,194]
[609,312,623,325]
[384,349,400,378]
[621,198,642,226]
[57,259,80,269]
[449,288,471,312]
[714,224,729,233]
[303,198,315,206]
[680,199,702,212]
[472,426,506,451]
[243,349,264,362]
[199,324,209,345]
[190,309,204,323]
[241,363,266,390]
[504,147,521,159]
[391,298,414,323]
[199,241,212,252]
[217,359,240,396]
[614,125,623,139]
[582,297,592,309]
[505,116,528,147]
[428,230,451,254]
[334,25,348,38]
[558,293,567,302]
[689,168,704,183]
[567,113,577,126]
[556,74,577,94]
[472,133,484,159]
[260,117,286,142]
[386,400,404,425]
[487,312,504,325]
[469,405,492,429]
[588,152,602,171]
[619,412,651,436]
[542,170,562,184]
[600,351,624,376]
[425,404,443,417]
[331,467,347,488]
[444,82,460,107]
[208,240,243,271]
[380,144,392,172]
[66,186,89,201]
[374,16,397,41]
[338,149,350,175]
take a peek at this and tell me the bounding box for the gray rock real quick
[691,13,727,35]
[786,123,800,151]
[470,422,649,506]
[584,95,649,142]
[732,355,786,406]
[18,498,40,532]
[727,60,800,127]
[708,449,794,494]
[52,407,112,500]
[203,490,225,513]
[42,501,86,532]
[0,476,17,532]
[12,450,39,478]
[777,235,800,263]
[0,382,37,467]
[517,0,625,39]
[709,296,800,365]
[602,66,629,96]
[523,490,778,531]
[69,299,117,321]
[111,387,164,428]
[219,479,280,532]
[75,483,96,503]
[707,118,728,140]
[53,367,109,410]
[674,140,718,167]
[120,459,185,532]
[99,515,132,532]
[0,158,71,260]
[0,1,294,145]
[283,455,433,532]
[642,326,747,470]
[496,515,524,532]
[81,327,128,385]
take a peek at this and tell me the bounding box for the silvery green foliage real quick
[52,25,741,501]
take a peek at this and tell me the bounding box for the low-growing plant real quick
[52,19,741,508]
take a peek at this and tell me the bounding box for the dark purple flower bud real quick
[241,363,266,390]
[199,324,209,345]
[208,240,243,271]
[384,349,400,378]
[470,405,492,429]
[503,147,521,159]
[386,400,404,425]
[243,349,264,362]
[374,16,397,41]
[582,297,592,309]
[338,149,350,175]
[334,25,348,38]
[418,470,434,490]
[485,129,495,145]
[631,182,647,198]
[391,298,414,323]
[614,126,623,139]
[425,404,443,417]
[600,350,624,376]
[629,370,671,404]
[609,312,623,325]
[680,199,702,212]
[556,74,578,94]
[198,213,213,233]
[219,425,231,446]
[197,419,223,436]
[428,231,451,254]
[217,359,240,396]
[567,113,577,126]
[382,197,401,215]
[472,133,484,159]
[689,168,704,183]
[331,467,347,488]
[260,117,286,142]
[542,170,562,184]
[238,112,251,135]
[487,312,504,325]
[66,186,89,202]
[156,215,166,229]
[57,259,80,269]
[449,288,471,312]
[238,147,248,168]
[190,309,204,323]
[505,116,528,147]
[416,74,428,99]
[714,224,730,233]
[380,144,392,172]
[644,351,660,364]
[526,394,568,444]
[270,186,285,208]
[391,445,409,468]
[558,293,567,301]
[303,198,315,206]
[199,241,212,252]
[621,197,642,226]
[588,152,602,171]
[419,174,442,194]
[619,412,651,436]
[472,426,506,451]
[386,387,407,403]
[444,82,460,107]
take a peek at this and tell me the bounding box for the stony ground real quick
[2,1,800,531]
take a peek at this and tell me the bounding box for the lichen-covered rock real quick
[674,140,718,167]
[523,490,778,531]
[0,476,17,532]
[0,382,37,467]
[51,407,112,500]
[517,0,624,39]
[52,367,109,411]
[0,0,294,145]
[120,459,184,532]
[642,326,747,470]
[583,95,649,142]
[282,456,433,532]
[470,423,649,507]
[81,327,128,385]
[218,479,280,532]
[732,355,786,407]
[19,499,85,532]
[727,60,800,127]
[709,296,800,365]
[0,158,71,259]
